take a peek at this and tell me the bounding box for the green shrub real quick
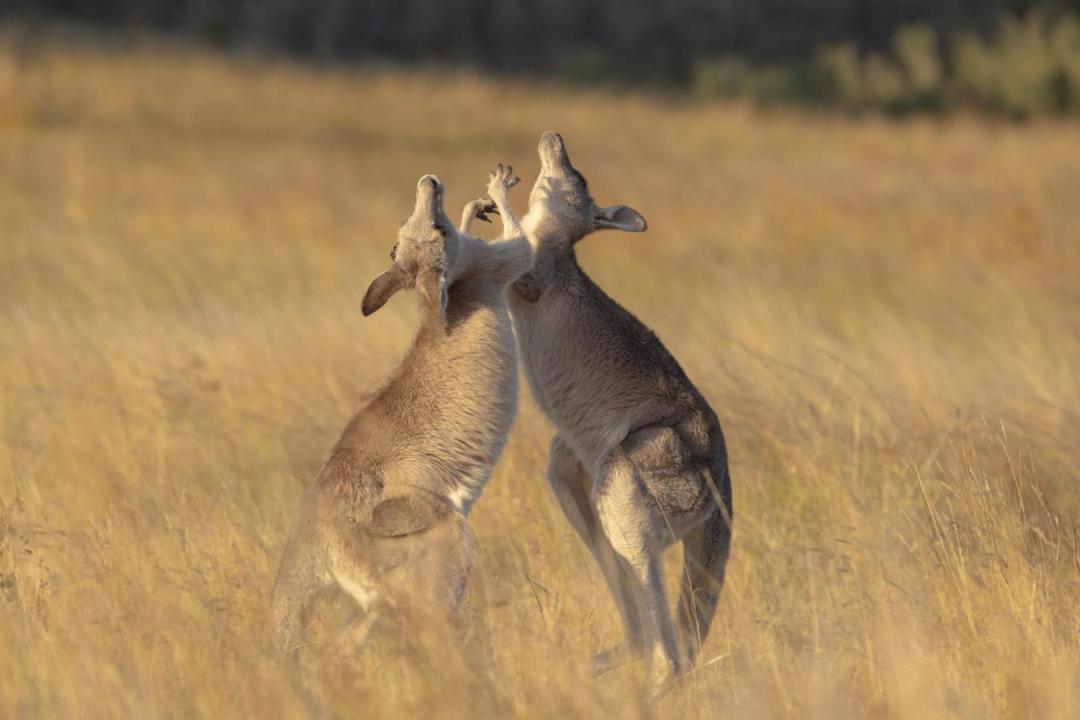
[952,34,998,106]
[813,44,864,108]
[558,48,612,84]
[697,11,1080,118]
[1047,15,1080,112]
[953,12,1080,117]
[893,24,944,109]
[997,14,1061,116]
[692,56,798,101]
[862,53,907,109]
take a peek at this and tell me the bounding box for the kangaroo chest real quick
[436,307,520,513]
[513,298,633,468]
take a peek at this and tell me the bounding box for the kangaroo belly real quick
[443,366,518,514]
[516,318,635,470]
[437,312,520,513]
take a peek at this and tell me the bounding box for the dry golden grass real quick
[1,37,1079,718]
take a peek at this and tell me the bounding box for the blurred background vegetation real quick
[3,5,1079,716]
[7,1,1080,117]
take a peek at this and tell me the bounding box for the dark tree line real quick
[3,0,1075,84]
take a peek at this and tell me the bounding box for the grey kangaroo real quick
[507,132,733,688]
[271,166,530,651]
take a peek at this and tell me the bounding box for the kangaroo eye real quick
[390,244,398,261]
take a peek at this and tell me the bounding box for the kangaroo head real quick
[363,175,459,325]
[526,131,646,243]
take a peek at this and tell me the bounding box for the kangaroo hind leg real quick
[272,528,329,653]
[593,445,683,690]
[546,435,644,674]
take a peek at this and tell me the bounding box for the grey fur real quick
[272,167,531,651]
[508,132,733,688]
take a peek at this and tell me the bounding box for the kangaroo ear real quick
[362,266,408,316]
[593,205,647,233]
[417,268,448,326]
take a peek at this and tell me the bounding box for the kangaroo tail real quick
[676,465,733,663]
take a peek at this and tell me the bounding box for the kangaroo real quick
[507,132,733,688]
[271,166,530,652]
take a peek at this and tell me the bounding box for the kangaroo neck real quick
[549,245,583,281]
[528,226,588,289]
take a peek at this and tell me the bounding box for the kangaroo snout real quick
[412,174,444,217]
[538,131,570,173]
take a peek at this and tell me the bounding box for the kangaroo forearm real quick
[460,203,477,234]
[492,236,533,279]
[493,201,523,241]
[487,163,522,242]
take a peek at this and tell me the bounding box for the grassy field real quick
[1,37,1078,718]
